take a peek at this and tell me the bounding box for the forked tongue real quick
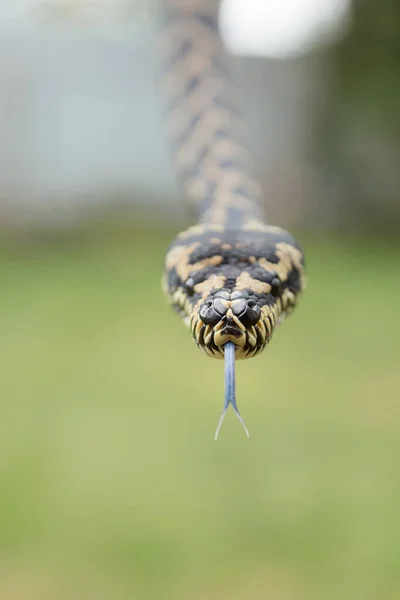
[214,341,250,440]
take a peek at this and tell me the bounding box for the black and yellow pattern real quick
[162,0,306,362]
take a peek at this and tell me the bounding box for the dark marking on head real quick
[168,267,181,292]
[286,267,302,294]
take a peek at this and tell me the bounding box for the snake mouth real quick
[173,287,298,359]
[190,313,274,359]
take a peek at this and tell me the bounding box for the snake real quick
[161,0,306,438]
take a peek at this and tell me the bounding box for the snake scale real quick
[161,0,306,437]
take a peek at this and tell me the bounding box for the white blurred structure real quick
[0,0,347,226]
[221,0,351,58]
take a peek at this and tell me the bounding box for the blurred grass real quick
[0,227,399,600]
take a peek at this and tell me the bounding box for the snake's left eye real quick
[270,276,282,296]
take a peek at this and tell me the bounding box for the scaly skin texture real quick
[163,222,306,359]
[161,0,306,359]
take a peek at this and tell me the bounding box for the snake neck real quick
[162,0,265,230]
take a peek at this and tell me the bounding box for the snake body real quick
[161,0,306,432]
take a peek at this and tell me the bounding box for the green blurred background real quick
[1,1,400,599]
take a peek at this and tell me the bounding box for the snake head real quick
[192,285,279,359]
[196,289,261,351]
[164,225,306,360]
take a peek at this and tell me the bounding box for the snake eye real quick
[270,276,282,296]
[199,301,220,325]
[184,278,195,296]
[240,300,261,327]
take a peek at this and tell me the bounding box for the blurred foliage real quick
[0,226,399,599]
[318,0,400,232]
[338,0,400,125]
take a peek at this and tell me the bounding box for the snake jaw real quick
[169,280,299,359]
[190,290,273,357]
[213,308,246,347]
[189,313,277,359]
